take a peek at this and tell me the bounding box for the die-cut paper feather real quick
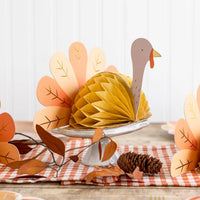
[0,107,20,165]
[0,113,15,142]
[105,65,118,73]
[34,107,70,130]
[171,149,199,177]
[50,51,79,98]
[184,93,200,142]
[175,119,198,151]
[37,76,72,108]
[86,47,106,80]
[35,39,159,130]
[0,142,20,165]
[69,42,88,88]
[171,85,200,177]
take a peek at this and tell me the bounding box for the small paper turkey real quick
[0,102,20,165]
[171,86,200,177]
[34,39,161,130]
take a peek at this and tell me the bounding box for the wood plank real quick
[0,183,199,200]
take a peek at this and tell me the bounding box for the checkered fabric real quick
[0,139,200,186]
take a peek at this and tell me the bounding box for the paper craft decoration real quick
[0,103,20,165]
[161,121,177,135]
[171,86,200,177]
[34,39,161,130]
[34,42,118,130]
[0,191,22,200]
[0,191,44,200]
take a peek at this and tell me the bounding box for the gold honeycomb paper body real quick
[69,72,151,129]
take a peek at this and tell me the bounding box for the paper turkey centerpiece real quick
[171,86,200,177]
[0,101,20,165]
[34,39,161,130]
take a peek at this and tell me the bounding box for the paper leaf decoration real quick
[92,128,103,143]
[184,93,200,142]
[69,42,88,88]
[37,76,72,108]
[0,191,22,200]
[7,159,33,169]
[18,159,46,175]
[175,119,198,151]
[50,51,79,99]
[0,113,15,142]
[171,85,200,177]
[171,149,199,177]
[9,142,32,155]
[84,165,124,183]
[98,142,102,160]
[102,140,117,162]
[86,47,106,81]
[127,167,143,180]
[34,106,70,130]
[69,155,79,163]
[36,125,65,156]
[0,142,20,164]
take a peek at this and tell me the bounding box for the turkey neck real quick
[131,59,146,120]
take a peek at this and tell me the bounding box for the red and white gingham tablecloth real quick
[0,139,200,186]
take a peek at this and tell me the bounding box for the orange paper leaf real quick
[37,76,72,108]
[10,142,32,154]
[0,142,20,164]
[175,119,198,151]
[0,113,15,142]
[69,155,79,162]
[69,42,88,88]
[34,106,70,130]
[102,140,117,162]
[127,167,143,180]
[92,128,103,143]
[36,125,65,156]
[7,159,33,169]
[18,159,46,175]
[98,142,102,160]
[84,166,124,183]
[171,149,199,177]
[7,148,47,169]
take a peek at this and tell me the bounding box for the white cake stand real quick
[50,120,149,166]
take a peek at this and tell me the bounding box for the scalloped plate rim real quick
[50,119,150,138]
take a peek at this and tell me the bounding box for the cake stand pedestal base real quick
[81,137,119,166]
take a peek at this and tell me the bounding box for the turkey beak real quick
[153,49,161,57]
[149,49,161,69]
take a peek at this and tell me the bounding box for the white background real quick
[0,0,200,122]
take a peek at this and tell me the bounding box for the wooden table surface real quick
[0,122,199,200]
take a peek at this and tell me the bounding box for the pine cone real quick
[117,152,162,174]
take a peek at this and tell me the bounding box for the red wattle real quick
[149,49,154,69]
